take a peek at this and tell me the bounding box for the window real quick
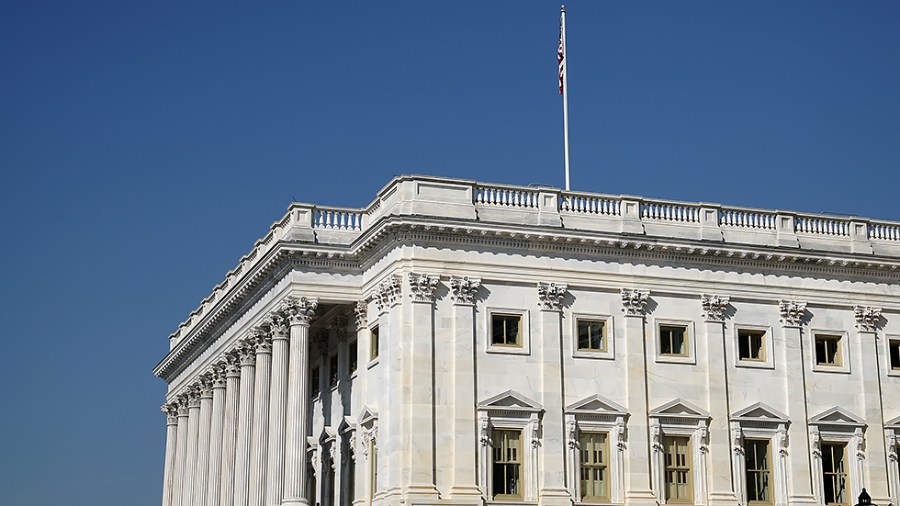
[577,319,606,352]
[369,440,377,499]
[664,436,692,503]
[329,354,339,387]
[492,429,522,499]
[660,325,688,357]
[369,325,379,361]
[815,334,842,367]
[311,366,320,397]
[821,443,848,505]
[738,329,766,362]
[492,314,521,347]
[580,432,609,502]
[745,439,772,504]
[349,339,358,374]
[890,339,900,371]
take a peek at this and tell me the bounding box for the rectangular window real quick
[738,329,766,362]
[664,436,692,503]
[492,314,522,347]
[577,319,607,352]
[492,429,522,499]
[579,432,609,502]
[311,366,320,397]
[369,440,378,499]
[369,325,379,361]
[890,339,900,371]
[349,339,358,374]
[660,325,688,357]
[822,443,848,505]
[346,439,356,503]
[815,334,842,367]
[745,439,772,504]
[329,354,339,387]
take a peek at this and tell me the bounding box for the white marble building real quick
[154,175,900,506]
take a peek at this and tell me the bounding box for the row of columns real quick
[160,297,318,506]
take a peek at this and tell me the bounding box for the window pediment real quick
[886,414,900,430]
[650,398,710,422]
[357,406,378,428]
[808,406,866,429]
[478,390,543,414]
[566,394,628,419]
[732,402,789,426]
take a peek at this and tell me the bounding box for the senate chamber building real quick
[154,175,900,506]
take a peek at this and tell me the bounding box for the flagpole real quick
[560,5,571,191]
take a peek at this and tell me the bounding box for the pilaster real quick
[376,275,404,505]
[537,282,571,505]
[854,306,890,504]
[700,294,739,506]
[620,288,657,506]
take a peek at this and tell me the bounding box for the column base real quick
[406,483,442,503]
[708,491,740,506]
[625,489,659,506]
[788,494,819,506]
[449,485,482,498]
[280,499,309,506]
[539,487,572,505]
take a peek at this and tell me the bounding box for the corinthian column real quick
[700,294,738,506]
[265,311,290,506]
[233,339,258,506]
[181,386,202,506]
[171,397,190,506]
[194,375,214,506]
[282,297,318,506]
[249,329,273,506]
[220,352,241,506]
[206,363,227,506]
[161,403,179,506]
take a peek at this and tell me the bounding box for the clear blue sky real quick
[1,1,898,504]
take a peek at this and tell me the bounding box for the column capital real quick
[268,312,290,340]
[198,374,214,398]
[208,362,227,388]
[450,275,481,305]
[621,288,650,317]
[281,296,318,326]
[251,327,273,354]
[537,281,568,311]
[162,403,180,425]
[779,300,808,327]
[408,272,440,303]
[237,340,257,366]
[701,294,731,323]
[176,395,191,416]
[187,386,202,408]
[354,300,368,329]
[224,351,241,378]
[374,275,402,313]
[854,305,882,332]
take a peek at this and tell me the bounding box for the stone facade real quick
[154,175,900,506]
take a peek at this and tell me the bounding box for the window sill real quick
[367,358,380,369]
[655,354,696,365]
[735,359,774,370]
[573,350,614,360]
[812,364,850,374]
[486,345,530,356]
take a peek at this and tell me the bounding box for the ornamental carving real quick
[479,416,491,447]
[353,300,368,329]
[450,276,481,305]
[237,341,257,366]
[251,327,273,353]
[809,428,821,458]
[210,362,227,387]
[268,312,289,339]
[888,433,898,462]
[374,275,402,313]
[779,300,807,327]
[408,273,440,303]
[224,351,241,378]
[360,426,377,460]
[282,297,318,326]
[566,420,577,449]
[186,387,201,408]
[198,374,214,398]
[616,421,627,451]
[176,395,190,415]
[701,294,731,322]
[310,445,321,478]
[162,403,179,424]
[329,443,337,472]
[537,282,568,311]
[731,427,744,455]
[348,433,357,463]
[698,426,710,454]
[530,419,541,449]
[854,428,866,461]
[854,305,882,332]
[777,427,789,457]
[650,424,662,453]
[621,289,650,317]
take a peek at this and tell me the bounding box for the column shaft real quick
[704,317,738,505]
[181,391,201,506]
[194,383,214,506]
[161,406,179,506]
[538,307,569,504]
[282,297,316,506]
[234,343,257,506]
[172,404,190,506]
[265,325,290,506]
[406,298,439,498]
[206,368,227,506]
[249,337,273,506]
[782,324,816,503]
[220,356,242,506]
[623,310,656,504]
[450,301,480,498]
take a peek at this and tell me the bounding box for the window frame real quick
[811,330,850,374]
[578,431,611,503]
[808,407,866,506]
[477,390,541,502]
[730,403,790,506]
[565,395,628,504]
[485,308,531,355]
[572,313,615,360]
[650,399,709,505]
[368,324,380,365]
[734,324,775,370]
[744,438,774,505]
[654,319,696,364]
[820,442,849,506]
[491,428,524,500]
[663,435,693,504]
[886,335,900,377]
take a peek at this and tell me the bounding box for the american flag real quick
[558,9,566,95]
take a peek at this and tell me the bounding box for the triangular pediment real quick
[566,394,628,417]
[732,402,789,424]
[650,399,710,420]
[357,406,378,427]
[478,390,543,413]
[886,415,900,429]
[809,407,866,428]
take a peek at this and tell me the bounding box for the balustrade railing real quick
[641,201,700,223]
[795,216,849,237]
[560,194,621,216]
[719,209,776,230]
[870,222,900,241]
[313,208,364,231]
[475,185,539,208]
